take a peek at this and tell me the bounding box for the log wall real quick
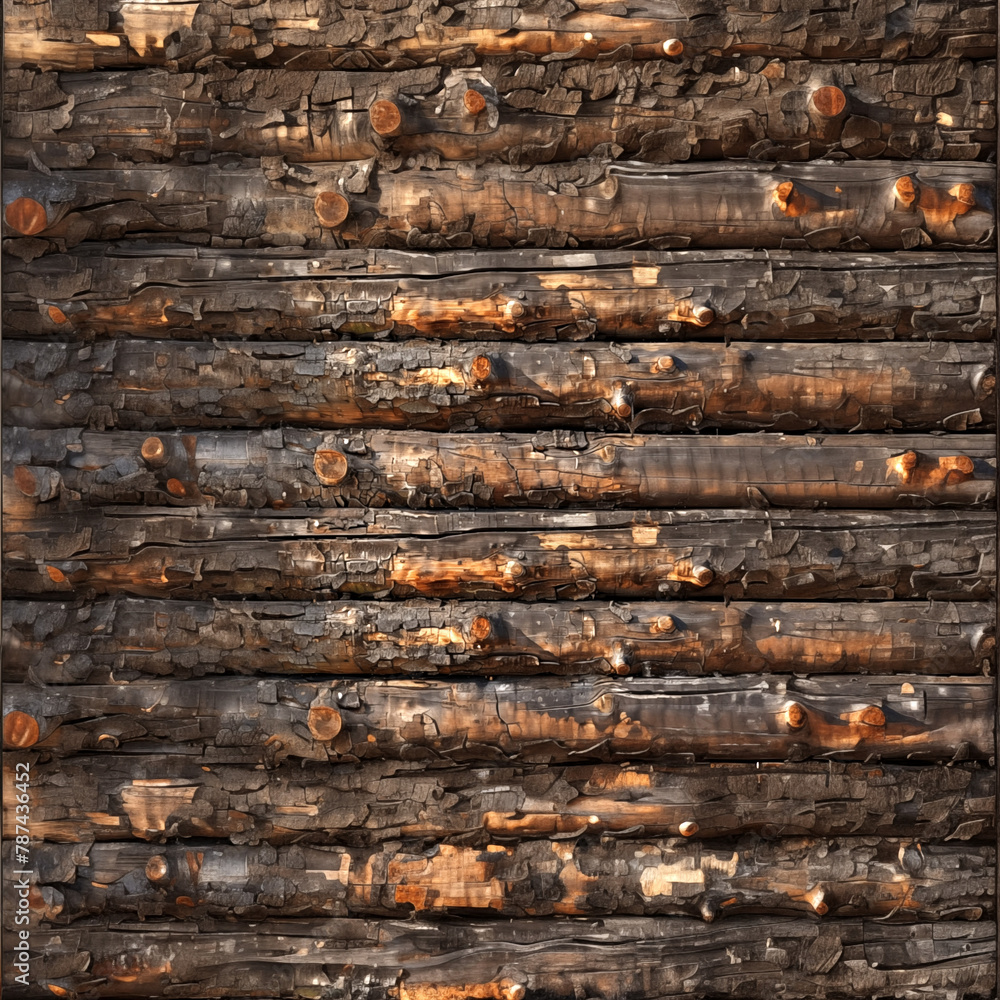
[2,1,997,998]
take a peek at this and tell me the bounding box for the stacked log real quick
[2,1,996,998]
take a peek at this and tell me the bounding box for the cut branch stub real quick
[306,706,342,741]
[5,196,47,235]
[3,710,40,748]
[313,449,349,485]
[895,176,918,207]
[662,38,684,56]
[464,90,487,115]
[314,191,349,228]
[141,436,167,467]
[369,100,402,137]
[810,86,847,117]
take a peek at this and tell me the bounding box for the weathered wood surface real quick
[7,756,993,845]
[4,597,992,683]
[3,675,991,763]
[5,60,994,169]
[9,837,993,923]
[5,428,994,512]
[5,917,994,1000]
[3,161,994,253]
[4,0,995,71]
[6,508,994,603]
[5,339,994,434]
[7,247,993,343]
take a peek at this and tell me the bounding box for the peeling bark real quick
[4,59,994,169]
[6,837,993,924]
[6,755,993,846]
[6,247,993,343]
[3,917,994,999]
[2,674,991,763]
[2,596,993,684]
[5,339,994,434]
[5,508,994,604]
[2,160,994,254]
[4,427,994,512]
[4,0,995,70]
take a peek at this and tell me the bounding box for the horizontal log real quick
[4,428,994,512]
[6,756,992,845]
[4,339,994,433]
[4,917,994,999]
[4,59,994,168]
[4,0,994,71]
[2,675,991,763]
[3,160,995,254]
[7,247,994,342]
[9,837,993,923]
[5,508,994,603]
[4,597,992,683]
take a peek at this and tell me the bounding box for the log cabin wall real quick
[1,1,999,997]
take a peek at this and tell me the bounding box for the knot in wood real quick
[656,355,675,372]
[166,478,187,497]
[773,181,797,215]
[678,820,699,836]
[691,305,715,327]
[785,702,807,730]
[314,191,350,228]
[145,856,169,882]
[470,616,493,641]
[46,566,67,583]
[810,86,846,118]
[5,196,48,236]
[804,885,828,915]
[691,565,714,587]
[96,733,120,749]
[662,38,683,56]
[369,100,402,136]
[470,355,492,382]
[505,299,525,319]
[979,374,996,395]
[48,305,68,324]
[858,705,885,727]
[894,176,918,208]
[951,183,976,207]
[314,449,349,485]
[500,980,525,1000]
[3,710,40,748]
[464,89,487,115]
[653,615,676,634]
[887,450,919,483]
[307,705,343,742]
[141,436,167,466]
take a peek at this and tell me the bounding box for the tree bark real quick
[6,755,993,845]
[5,339,994,434]
[4,428,995,512]
[2,596,993,684]
[4,60,994,169]
[3,160,994,253]
[6,247,993,343]
[9,836,993,923]
[2,675,991,763]
[5,508,994,604]
[3,917,994,999]
[4,0,995,70]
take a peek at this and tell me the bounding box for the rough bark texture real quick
[5,837,993,923]
[4,339,994,433]
[6,248,995,343]
[6,756,993,846]
[2,597,993,683]
[3,917,994,1000]
[4,59,995,169]
[3,675,991,763]
[3,160,994,254]
[5,508,995,603]
[4,0,995,70]
[5,427,994,512]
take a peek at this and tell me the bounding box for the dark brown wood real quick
[4,427,994,512]
[2,674,991,763]
[4,917,994,999]
[12,837,993,922]
[4,60,994,169]
[3,596,992,683]
[7,756,992,845]
[5,508,994,603]
[5,339,993,433]
[7,247,993,343]
[4,0,995,70]
[2,160,994,254]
